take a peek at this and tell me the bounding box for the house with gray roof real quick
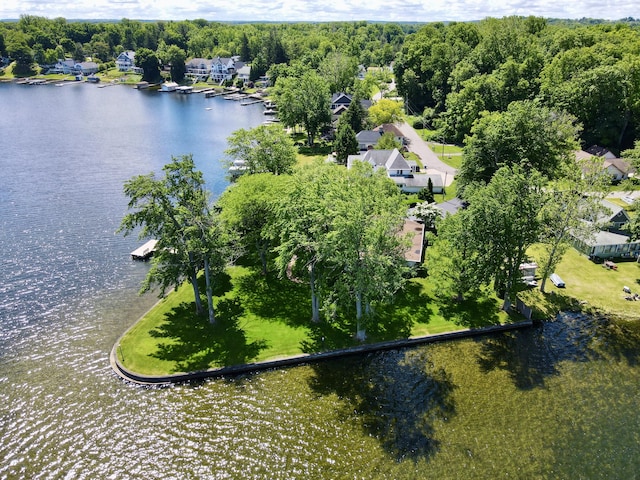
[115,51,141,73]
[572,228,640,261]
[356,130,383,151]
[347,149,443,194]
[210,56,244,83]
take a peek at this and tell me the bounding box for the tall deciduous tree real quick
[368,99,403,126]
[425,211,483,303]
[224,124,297,177]
[217,173,285,276]
[118,155,226,323]
[135,47,161,82]
[464,166,544,307]
[325,162,408,340]
[458,100,579,197]
[273,71,331,145]
[275,163,337,323]
[537,156,610,292]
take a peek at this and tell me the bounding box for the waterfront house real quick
[572,228,640,260]
[237,65,252,84]
[210,56,244,83]
[50,58,76,74]
[76,62,98,76]
[185,58,213,82]
[115,51,139,72]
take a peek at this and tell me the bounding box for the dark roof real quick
[586,145,614,157]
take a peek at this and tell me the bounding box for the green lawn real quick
[117,242,640,377]
[116,264,510,376]
[521,246,640,319]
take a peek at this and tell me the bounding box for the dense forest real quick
[1,16,639,152]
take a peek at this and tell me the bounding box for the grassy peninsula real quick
[115,245,640,377]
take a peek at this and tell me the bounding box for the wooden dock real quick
[130,239,158,261]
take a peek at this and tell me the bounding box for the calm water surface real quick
[1,81,639,479]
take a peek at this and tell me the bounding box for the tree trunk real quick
[203,256,215,324]
[355,291,366,341]
[309,262,320,323]
[259,246,268,276]
[188,252,204,315]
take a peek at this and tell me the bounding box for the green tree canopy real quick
[118,155,228,323]
[134,47,161,82]
[458,100,579,196]
[224,124,297,177]
[273,71,331,146]
[368,99,403,127]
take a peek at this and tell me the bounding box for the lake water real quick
[1,81,639,479]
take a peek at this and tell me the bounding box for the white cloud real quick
[1,0,637,21]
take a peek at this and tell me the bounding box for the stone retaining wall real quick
[110,319,533,386]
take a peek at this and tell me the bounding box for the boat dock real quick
[130,239,158,261]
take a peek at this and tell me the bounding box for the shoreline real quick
[110,318,533,386]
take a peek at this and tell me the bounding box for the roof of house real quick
[237,65,251,76]
[581,229,636,247]
[604,157,633,175]
[575,150,634,175]
[385,149,411,171]
[331,92,352,105]
[586,145,616,159]
[374,123,406,139]
[356,130,383,145]
[596,199,630,225]
[186,58,213,67]
[347,148,407,172]
[402,219,425,264]
[435,198,465,216]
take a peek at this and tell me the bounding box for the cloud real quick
[1,0,637,21]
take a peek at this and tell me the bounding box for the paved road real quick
[395,121,457,186]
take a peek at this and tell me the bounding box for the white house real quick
[185,58,213,81]
[347,149,443,194]
[115,51,138,72]
[576,149,634,182]
[210,56,244,83]
[573,229,640,260]
[236,65,252,84]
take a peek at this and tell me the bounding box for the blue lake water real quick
[0,80,639,479]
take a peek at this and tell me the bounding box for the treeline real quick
[2,15,639,153]
[395,16,640,152]
[0,16,415,76]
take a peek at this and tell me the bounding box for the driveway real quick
[395,121,457,186]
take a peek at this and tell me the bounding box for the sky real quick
[1,0,637,23]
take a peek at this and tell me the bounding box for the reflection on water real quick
[0,83,639,478]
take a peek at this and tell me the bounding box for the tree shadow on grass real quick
[373,280,434,340]
[308,348,456,462]
[300,317,357,353]
[149,298,267,373]
[234,269,312,328]
[436,292,502,329]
